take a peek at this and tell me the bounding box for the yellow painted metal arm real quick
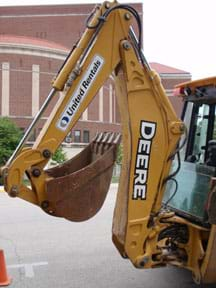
[2,2,184,262]
[2,2,216,284]
[2,1,186,268]
[2,1,132,206]
[112,39,184,267]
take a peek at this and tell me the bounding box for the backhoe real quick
[1,1,216,284]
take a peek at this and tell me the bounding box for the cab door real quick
[163,100,216,225]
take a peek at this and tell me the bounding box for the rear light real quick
[173,87,184,96]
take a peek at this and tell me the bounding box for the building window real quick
[74,130,81,143]
[36,31,47,39]
[83,130,90,143]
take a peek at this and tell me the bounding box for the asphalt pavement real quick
[0,184,215,288]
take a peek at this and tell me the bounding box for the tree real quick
[116,144,122,165]
[51,146,67,164]
[0,117,22,165]
[214,119,216,139]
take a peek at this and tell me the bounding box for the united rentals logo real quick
[57,55,104,131]
[133,120,157,200]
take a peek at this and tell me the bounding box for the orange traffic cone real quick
[0,250,11,286]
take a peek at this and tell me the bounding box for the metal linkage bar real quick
[6,88,57,166]
[129,26,151,71]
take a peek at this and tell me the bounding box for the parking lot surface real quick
[0,184,215,288]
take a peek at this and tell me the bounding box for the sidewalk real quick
[0,183,118,193]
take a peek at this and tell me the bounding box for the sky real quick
[0,0,215,80]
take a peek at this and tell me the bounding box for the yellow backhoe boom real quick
[1,1,216,284]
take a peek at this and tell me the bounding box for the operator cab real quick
[163,77,216,226]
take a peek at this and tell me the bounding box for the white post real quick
[82,108,88,121]
[32,64,40,117]
[2,62,10,116]
[109,84,113,123]
[99,87,103,122]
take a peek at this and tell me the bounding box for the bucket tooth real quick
[45,132,121,222]
[98,133,111,154]
[107,133,116,144]
[102,132,111,143]
[94,132,104,154]
[95,132,104,143]
[114,133,121,145]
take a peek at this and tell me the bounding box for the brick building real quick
[0,3,191,144]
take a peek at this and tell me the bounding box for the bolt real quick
[140,261,145,267]
[139,256,149,267]
[104,1,110,9]
[41,200,49,209]
[122,253,128,259]
[32,168,41,177]
[179,124,186,133]
[9,185,19,197]
[124,13,131,20]
[123,41,131,50]
[43,149,51,159]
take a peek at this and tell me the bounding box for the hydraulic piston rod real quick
[6,88,57,166]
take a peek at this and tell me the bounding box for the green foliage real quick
[0,117,22,165]
[116,144,122,165]
[214,124,216,139]
[52,146,67,164]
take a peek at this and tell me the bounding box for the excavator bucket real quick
[45,132,121,222]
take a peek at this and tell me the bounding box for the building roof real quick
[0,34,68,52]
[150,62,190,75]
[0,35,191,76]
[0,3,142,16]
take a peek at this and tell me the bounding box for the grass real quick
[112,176,119,183]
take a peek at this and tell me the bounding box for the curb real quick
[110,183,119,188]
[0,184,118,193]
